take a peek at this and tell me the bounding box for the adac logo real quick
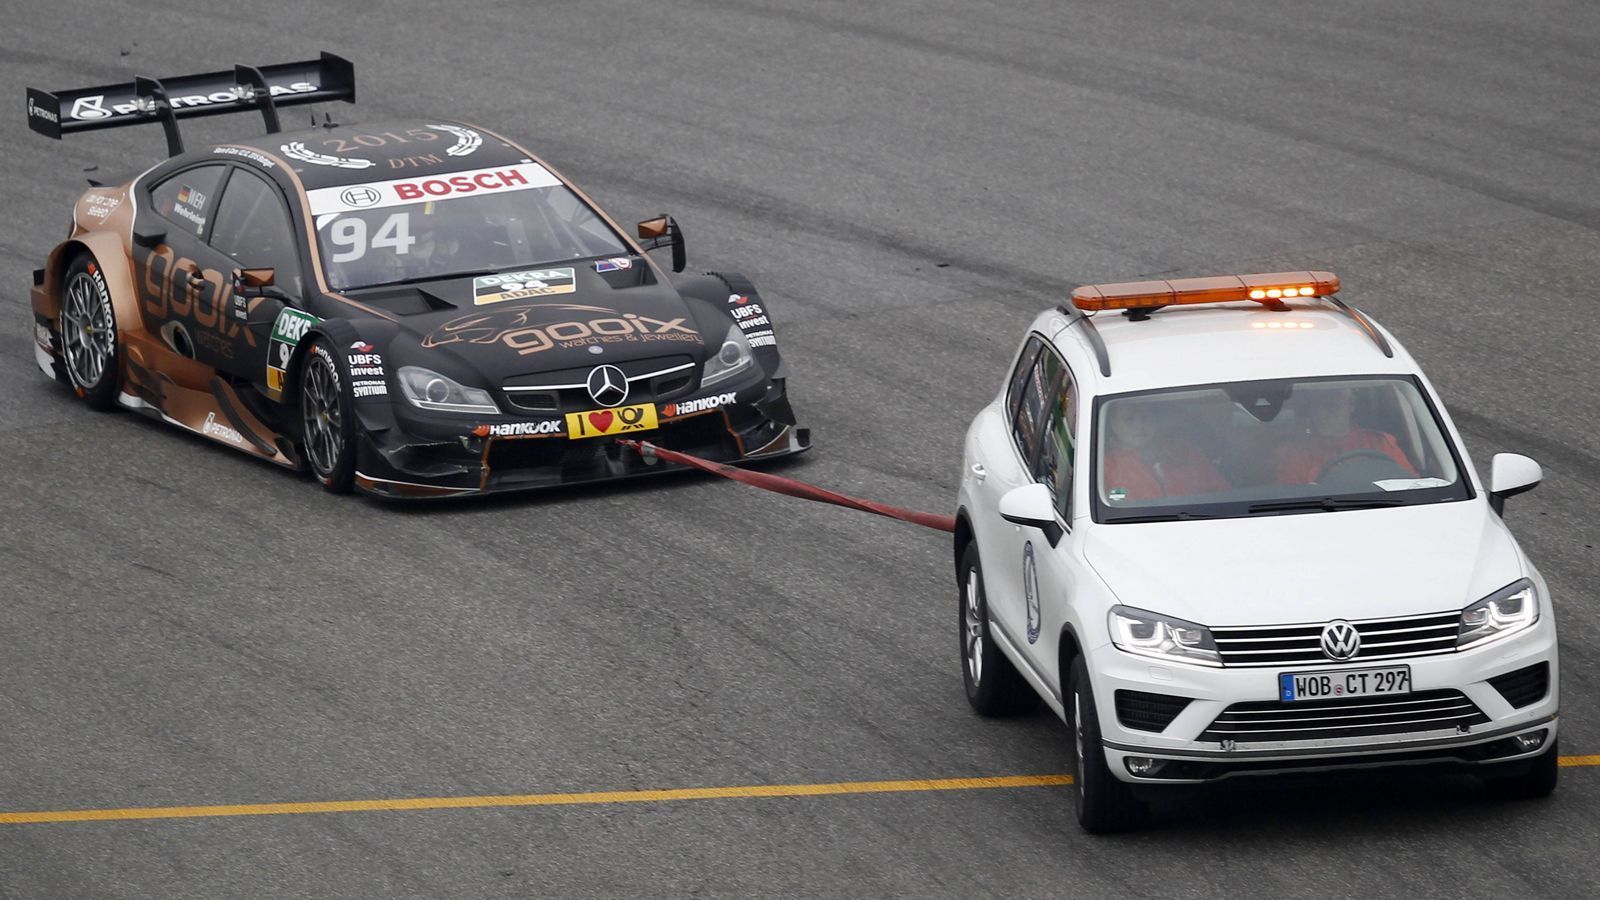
[1023,541,1040,644]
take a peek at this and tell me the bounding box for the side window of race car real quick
[149,165,228,238]
[209,168,304,299]
[1011,344,1062,467]
[1033,360,1078,519]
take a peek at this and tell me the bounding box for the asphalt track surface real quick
[3,1,1599,896]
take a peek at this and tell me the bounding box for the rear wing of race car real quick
[25,52,355,157]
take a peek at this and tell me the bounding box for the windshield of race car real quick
[309,163,629,290]
[1092,375,1471,522]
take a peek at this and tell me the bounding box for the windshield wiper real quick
[356,267,511,290]
[1106,511,1225,523]
[1247,497,1406,515]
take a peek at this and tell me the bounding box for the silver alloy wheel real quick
[60,271,114,389]
[964,569,985,685]
[300,351,343,476]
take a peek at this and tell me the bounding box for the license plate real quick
[564,403,658,439]
[1278,666,1411,702]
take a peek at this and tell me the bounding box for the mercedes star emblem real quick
[586,364,629,408]
[1319,620,1361,661]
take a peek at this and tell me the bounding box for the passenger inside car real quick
[1102,401,1231,500]
[1269,386,1417,484]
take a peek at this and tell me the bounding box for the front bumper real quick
[1087,617,1559,783]
[350,380,809,499]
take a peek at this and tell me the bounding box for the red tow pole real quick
[618,440,956,533]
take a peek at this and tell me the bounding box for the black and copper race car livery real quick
[26,53,807,498]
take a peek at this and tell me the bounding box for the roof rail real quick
[1055,303,1111,377]
[1324,296,1394,358]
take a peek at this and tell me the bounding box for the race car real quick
[953,272,1557,832]
[25,53,807,498]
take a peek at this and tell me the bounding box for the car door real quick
[136,163,258,373]
[1017,358,1084,687]
[974,338,1064,649]
[205,166,311,392]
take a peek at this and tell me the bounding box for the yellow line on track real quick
[0,774,1073,826]
[3,758,1596,826]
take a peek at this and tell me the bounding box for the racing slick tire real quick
[1483,737,1559,801]
[298,337,356,494]
[58,252,120,411]
[1067,655,1149,834]
[960,544,1037,716]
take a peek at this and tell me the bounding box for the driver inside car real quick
[1269,387,1417,484]
[1102,400,1230,500]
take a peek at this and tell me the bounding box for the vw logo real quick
[1320,620,1361,661]
[586,364,629,408]
[341,186,381,208]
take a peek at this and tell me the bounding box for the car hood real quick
[1081,500,1523,627]
[344,260,712,374]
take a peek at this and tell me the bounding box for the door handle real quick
[183,268,206,286]
[970,463,987,481]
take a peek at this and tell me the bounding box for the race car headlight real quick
[701,324,754,388]
[1108,606,1222,667]
[397,366,499,414]
[1457,579,1539,650]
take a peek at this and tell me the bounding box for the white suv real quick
[954,271,1558,833]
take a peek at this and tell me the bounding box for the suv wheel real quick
[1484,737,1559,801]
[1067,655,1148,833]
[959,543,1036,716]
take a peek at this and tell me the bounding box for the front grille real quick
[1211,611,1459,667]
[1488,662,1549,709]
[1115,691,1192,733]
[502,355,697,413]
[1200,689,1489,744]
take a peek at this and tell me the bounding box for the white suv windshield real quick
[1093,376,1471,522]
[310,165,628,290]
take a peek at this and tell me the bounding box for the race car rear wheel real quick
[59,252,120,411]
[299,337,356,493]
[960,544,1036,716]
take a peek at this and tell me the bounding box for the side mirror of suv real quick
[1489,453,1541,515]
[1000,483,1063,545]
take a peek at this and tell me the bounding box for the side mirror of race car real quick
[132,221,167,248]
[999,483,1063,545]
[637,215,687,273]
[232,268,294,323]
[1488,452,1542,515]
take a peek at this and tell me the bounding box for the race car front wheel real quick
[59,252,120,411]
[299,337,356,493]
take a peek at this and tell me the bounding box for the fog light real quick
[1514,730,1547,752]
[1124,757,1164,777]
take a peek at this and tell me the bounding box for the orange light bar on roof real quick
[1070,271,1340,311]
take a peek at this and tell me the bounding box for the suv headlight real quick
[701,323,753,388]
[397,366,499,414]
[1457,579,1538,650]
[1108,606,1222,667]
